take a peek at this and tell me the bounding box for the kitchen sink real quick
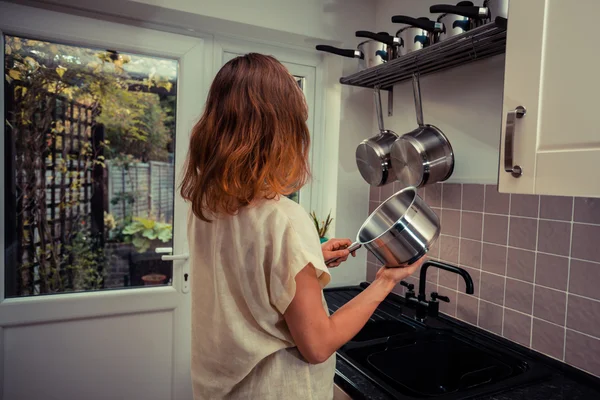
[351,320,416,342]
[339,329,547,399]
[325,288,552,400]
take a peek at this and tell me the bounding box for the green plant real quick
[122,216,172,253]
[63,224,108,292]
[310,210,333,239]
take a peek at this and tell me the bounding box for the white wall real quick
[375,0,504,184]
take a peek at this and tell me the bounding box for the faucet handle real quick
[431,292,450,303]
[400,281,415,291]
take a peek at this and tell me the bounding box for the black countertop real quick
[326,285,600,400]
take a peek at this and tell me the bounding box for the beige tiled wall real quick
[367,182,600,378]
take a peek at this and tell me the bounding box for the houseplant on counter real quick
[122,216,173,285]
[310,210,333,244]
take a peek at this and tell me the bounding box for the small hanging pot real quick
[355,89,399,187]
[391,74,454,188]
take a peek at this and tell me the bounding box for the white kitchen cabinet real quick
[498,0,600,197]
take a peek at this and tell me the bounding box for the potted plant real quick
[310,210,333,243]
[122,216,173,285]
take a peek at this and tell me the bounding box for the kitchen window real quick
[3,34,178,297]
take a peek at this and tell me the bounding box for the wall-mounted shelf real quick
[339,18,507,90]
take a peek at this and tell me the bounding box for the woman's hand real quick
[322,238,355,268]
[375,256,427,285]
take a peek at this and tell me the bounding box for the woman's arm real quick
[283,261,423,364]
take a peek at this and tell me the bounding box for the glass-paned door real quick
[1,4,203,399]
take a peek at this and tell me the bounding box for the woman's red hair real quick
[180,53,311,221]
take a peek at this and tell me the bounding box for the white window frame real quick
[213,38,329,224]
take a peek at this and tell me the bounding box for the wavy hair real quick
[180,53,311,221]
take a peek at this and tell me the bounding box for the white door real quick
[220,48,320,214]
[498,0,600,198]
[0,3,205,399]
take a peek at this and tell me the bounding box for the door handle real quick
[504,106,526,178]
[161,253,189,261]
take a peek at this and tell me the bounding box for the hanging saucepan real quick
[390,74,454,188]
[483,0,510,20]
[316,40,385,72]
[355,31,403,62]
[325,186,440,267]
[355,88,399,187]
[430,1,489,42]
[391,16,444,48]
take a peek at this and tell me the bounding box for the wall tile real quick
[429,236,441,259]
[511,194,540,218]
[505,278,534,314]
[369,201,379,215]
[461,212,483,241]
[574,197,600,225]
[538,220,571,257]
[567,295,600,338]
[566,330,600,377]
[439,270,458,290]
[481,243,507,275]
[540,195,573,221]
[506,248,535,282]
[572,223,600,263]
[365,183,600,377]
[569,259,600,301]
[535,253,569,291]
[485,185,510,215]
[479,301,503,334]
[459,266,481,295]
[380,182,395,201]
[367,263,378,282]
[425,184,442,208]
[425,267,439,284]
[483,214,509,245]
[441,209,461,236]
[369,186,380,202]
[533,286,566,326]
[457,293,479,325]
[480,272,505,305]
[460,239,482,269]
[503,309,532,346]
[442,183,462,210]
[508,217,538,251]
[532,319,565,360]
[462,184,484,212]
[439,289,457,317]
[417,186,426,200]
[439,235,459,264]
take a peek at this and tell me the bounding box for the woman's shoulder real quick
[254,197,315,235]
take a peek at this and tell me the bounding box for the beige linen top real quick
[188,196,335,400]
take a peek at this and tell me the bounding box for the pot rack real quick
[340,17,507,116]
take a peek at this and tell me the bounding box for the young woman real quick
[181,53,424,399]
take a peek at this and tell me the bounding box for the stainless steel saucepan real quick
[355,88,399,187]
[316,40,385,72]
[390,74,454,188]
[355,31,403,62]
[325,187,440,267]
[430,1,489,42]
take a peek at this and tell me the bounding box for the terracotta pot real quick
[141,273,167,286]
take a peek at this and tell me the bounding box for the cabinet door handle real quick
[504,106,526,178]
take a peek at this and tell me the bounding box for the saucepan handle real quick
[325,242,362,266]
